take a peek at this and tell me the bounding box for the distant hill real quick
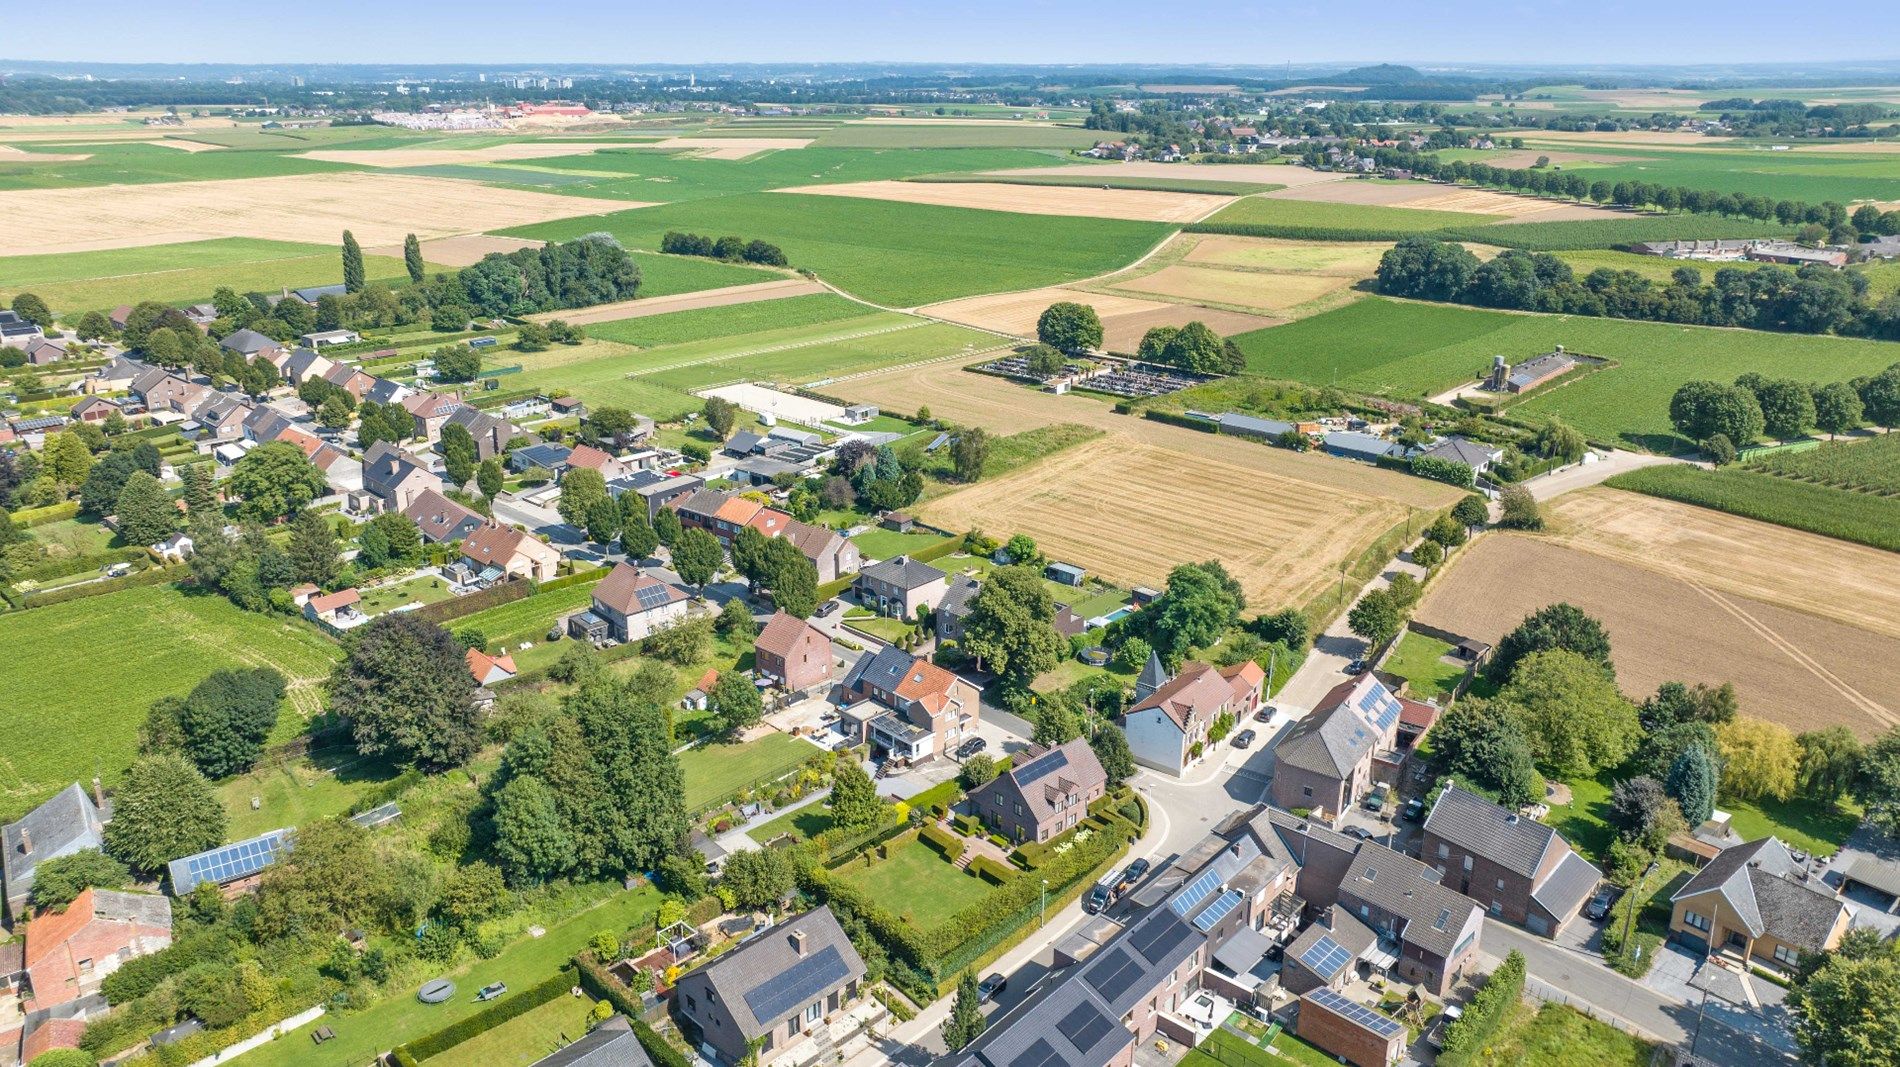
[1334,64,1426,84]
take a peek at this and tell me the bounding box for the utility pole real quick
[1041,879,1050,927]
[1622,860,1659,965]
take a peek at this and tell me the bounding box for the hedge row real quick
[396,968,574,1062]
[919,823,965,863]
[1437,949,1526,1066]
[968,855,1016,885]
[16,545,147,582]
[1140,409,1218,433]
[411,577,534,624]
[574,951,691,1067]
[1410,455,1476,489]
[538,567,611,592]
[22,563,183,609]
[13,500,80,527]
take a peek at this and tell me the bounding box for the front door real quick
[1727,930,1749,952]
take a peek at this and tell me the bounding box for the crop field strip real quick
[778,179,1233,223]
[1746,433,1900,496]
[1604,464,1900,554]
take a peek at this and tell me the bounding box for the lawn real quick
[1549,772,1860,867]
[231,885,661,1067]
[454,582,602,653]
[848,527,953,561]
[356,573,459,617]
[216,744,403,841]
[679,732,816,813]
[1472,1001,1652,1067]
[1382,630,1467,702]
[428,992,598,1067]
[1231,296,1900,450]
[1200,194,1504,234]
[502,192,1172,307]
[27,517,116,560]
[834,837,993,931]
[843,613,916,643]
[746,801,835,843]
[1181,1028,1337,1067]
[0,583,342,823]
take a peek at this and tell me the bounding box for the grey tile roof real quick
[1215,412,1295,438]
[686,907,864,1039]
[1339,843,1479,959]
[842,644,919,694]
[219,328,277,354]
[1531,850,1602,921]
[1422,785,1558,879]
[1749,868,1845,952]
[858,554,945,591]
[1419,436,1501,468]
[1673,838,1792,936]
[2,783,106,914]
[1323,431,1402,460]
[530,1016,652,1067]
[970,738,1107,829]
[1273,677,1401,780]
[937,574,981,620]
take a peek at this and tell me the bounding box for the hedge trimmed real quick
[395,968,573,1062]
[22,564,182,609]
[13,501,79,527]
[575,952,691,1067]
[1437,949,1525,1067]
[919,823,965,863]
[412,577,533,624]
[967,855,1016,885]
[1409,455,1476,489]
[16,546,146,582]
[537,567,610,592]
[1141,409,1217,433]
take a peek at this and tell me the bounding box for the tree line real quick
[659,231,790,267]
[1376,236,1900,339]
[1669,365,1900,456]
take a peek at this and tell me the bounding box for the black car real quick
[1584,884,1623,921]
[1254,705,1276,722]
[956,737,987,759]
[1084,884,1114,914]
[1344,658,1367,675]
[1342,825,1374,841]
[1401,797,1425,822]
[1232,729,1257,749]
[977,973,1008,1003]
[1119,858,1151,889]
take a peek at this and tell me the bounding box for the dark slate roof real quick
[1672,836,1842,947]
[1272,675,1400,779]
[1531,850,1603,921]
[969,738,1108,829]
[1419,436,1500,467]
[1323,431,1402,460]
[685,907,865,1039]
[842,644,919,694]
[1750,868,1846,952]
[938,574,981,620]
[2,783,106,911]
[725,430,767,455]
[292,283,348,303]
[1215,412,1295,438]
[1422,785,1559,879]
[858,554,945,590]
[530,1016,653,1067]
[1338,843,1479,959]
[511,443,572,472]
[953,959,1134,1067]
[1673,838,1794,936]
[219,328,277,354]
[365,378,408,406]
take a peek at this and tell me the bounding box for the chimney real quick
[1505,813,1519,824]
[92,776,106,807]
[18,828,29,855]
[789,929,807,957]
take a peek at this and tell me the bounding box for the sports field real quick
[1229,297,1900,449]
[502,192,1173,307]
[1416,511,1900,739]
[0,583,341,822]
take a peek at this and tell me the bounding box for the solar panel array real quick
[1298,934,1352,978]
[1130,913,1193,964]
[1057,1002,1117,1053]
[1193,889,1243,932]
[1082,946,1146,1002]
[1016,748,1071,786]
[1169,868,1221,916]
[1012,1037,1067,1067]
[634,582,676,610]
[1307,987,1406,1040]
[742,944,849,1025]
[173,830,289,893]
[1356,679,1402,732]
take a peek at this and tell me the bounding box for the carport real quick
[1838,853,1900,913]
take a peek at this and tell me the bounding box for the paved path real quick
[1524,448,1688,502]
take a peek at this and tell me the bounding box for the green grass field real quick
[1550,770,1859,865]
[1549,146,1900,205]
[848,528,953,560]
[910,171,1274,196]
[1202,195,1504,233]
[500,146,1083,203]
[1603,465,1900,552]
[0,141,357,191]
[679,732,815,813]
[746,801,835,843]
[834,837,994,931]
[0,237,437,314]
[625,251,786,298]
[501,192,1172,307]
[1382,630,1467,701]
[454,583,601,652]
[1473,1002,1652,1067]
[584,292,873,347]
[429,993,598,1067]
[1231,297,1900,449]
[217,744,402,841]
[0,583,341,822]
[812,124,1102,150]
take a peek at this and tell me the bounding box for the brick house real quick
[838,645,978,763]
[1269,674,1406,819]
[1419,784,1601,937]
[361,441,443,513]
[779,520,860,584]
[1296,988,1406,1067]
[22,889,171,1009]
[403,488,484,544]
[2,784,107,926]
[585,562,690,642]
[754,612,832,695]
[1668,837,1850,973]
[1122,655,1264,776]
[969,738,1108,844]
[460,522,561,582]
[673,907,866,1067]
[853,555,947,620]
[404,391,463,441]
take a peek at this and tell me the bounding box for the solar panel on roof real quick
[742,944,849,1025]
[1082,947,1145,1001]
[170,829,289,894]
[1012,1038,1068,1067]
[1193,889,1243,932]
[1016,748,1070,786]
[1356,681,1401,732]
[1057,1002,1116,1052]
[1307,987,1405,1040]
[634,582,674,610]
[1297,935,1351,979]
[1130,913,1193,964]
[1169,868,1222,916]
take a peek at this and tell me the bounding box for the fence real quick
[183,1005,325,1067]
[1521,975,1658,1043]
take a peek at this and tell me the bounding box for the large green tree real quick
[172,667,287,779]
[329,614,481,769]
[1090,725,1136,786]
[1035,301,1103,353]
[828,759,883,833]
[1669,380,1764,445]
[950,427,991,483]
[114,471,176,546]
[1347,588,1406,650]
[103,754,226,876]
[719,848,795,911]
[1666,743,1720,827]
[1487,602,1613,682]
[671,527,724,591]
[1796,725,1863,804]
[1792,945,1900,1067]
[709,670,764,737]
[1812,380,1864,439]
[942,971,987,1052]
[403,233,425,285]
[1430,699,1544,808]
[341,230,365,293]
[229,441,325,522]
[1145,560,1245,662]
[556,467,609,528]
[960,565,1065,686]
[30,849,130,910]
[439,423,478,490]
[1497,650,1640,778]
[287,509,342,587]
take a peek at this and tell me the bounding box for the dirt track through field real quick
[921,435,1414,607]
[0,172,643,255]
[1416,532,1900,738]
[777,179,1230,223]
[525,277,826,326]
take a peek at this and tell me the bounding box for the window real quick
[686,995,698,1012]
[1496,878,1506,891]
[1462,855,1473,872]
[1436,843,1449,860]
[806,1001,822,1024]
[1488,901,1502,917]
[1684,910,1711,932]
[1773,944,1800,966]
[1302,786,1313,798]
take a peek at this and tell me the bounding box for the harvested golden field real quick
[299,142,637,167]
[1114,263,1347,311]
[1403,187,1633,221]
[854,117,1067,126]
[1267,181,1463,207]
[363,233,544,267]
[0,172,641,255]
[918,286,1281,351]
[1100,233,1378,318]
[1184,235,1387,273]
[1521,129,1736,146]
[988,160,1343,187]
[1415,533,1900,738]
[920,435,1414,607]
[777,179,1229,223]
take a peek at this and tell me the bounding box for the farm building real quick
[166,829,291,897]
[298,329,361,349]
[1213,412,1296,440]
[1321,432,1404,463]
[1486,349,1578,394]
[1297,988,1407,1067]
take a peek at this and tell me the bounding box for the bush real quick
[574,952,690,1067]
[395,969,573,1061]
[967,855,1017,885]
[919,823,965,862]
[1410,455,1476,488]
[1438,950,1525,1066]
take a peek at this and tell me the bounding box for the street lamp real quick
[1041,879,1050,928]
[1622,859,1660,964]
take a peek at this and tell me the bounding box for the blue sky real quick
[6,0,1899,66]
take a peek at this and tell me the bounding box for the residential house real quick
[1269,674,1407,819]
[166,829,291,898]
[934,574,982,643]
[1420,784,1601,936]
[1296,987,1407,1067]
[20,889,170,1009]
[23,339,67,366]
[322,361,376,401]
[1122,655,1264,776]
[69,397,118,425]
[405,391,463,441]
[969,738,1108,845]
[1281,906,1379,996]
[779,519,860,584]
[303,587,364,631]
[852,555,947,619]
[282,347,337,387]
[183,303,219,327]
[0,310,45,348]
[461,522,561,583]
[361,441,443,513]
[467,648,518,686]
[583,562,690,642]
[404,488,484,544]
[672,907,867,1067]
[310,444,362,494]
[754,612,833,695]
[280,284,348,306]
[609,470,704,521]
[1415,436,1504,476]
[218,328,281,361]
[1668,837,1850,972]
[444,405,517,461]
[364,377,412,408]
[108,305,135,332]
[566,443,628,483]
[838,645,978,763]
[550,395,587,421]
[510,442,573,477]
[2,784,108,926]
[89,356,144,395]
[530,1015,653,1067]
[299,329,360,349]
[674,489,766,547]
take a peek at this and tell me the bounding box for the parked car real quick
[956,737,987,759]
[978,973,1008,1003]
[1401,797,1425,822]
[1344,658,1367,675]
[1232,729,1256,749]
[1254,705,1277,722]
[1084,879,1117,914]
[816,599,841,617]
[1342,826,1374,841]
[1584,884,1624,921]
[1118,858,1151,889]
[1363,792,1385,813]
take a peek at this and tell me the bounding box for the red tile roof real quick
[307,588,360,613]
[467,648,517,682]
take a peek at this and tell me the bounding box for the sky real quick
[4,0,1900,67]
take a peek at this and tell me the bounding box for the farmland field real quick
[0,583,341,822]
[500,192,1173,307]
[1604,464,1900,553]
[1415,519,1900,739]
[1229,297,1900,449]
[811,122,1101,149]
[1437,214,1794,250]
[0,140,357,191]
[1542,147,1900,205]
[1200,196,1503,234]
[919,285,1281,351]
[584,293,875,347]
[1102,233,1384,318]
[1748,433,1900,496]
[780,179,1230,223]
[624,250,790,298]
[913,171,1274,196]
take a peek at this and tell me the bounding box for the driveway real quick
[1523,449,1686,502]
